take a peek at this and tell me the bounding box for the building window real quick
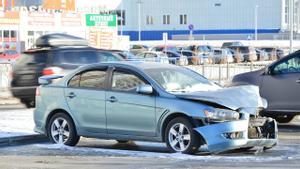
[117,10,126,26]
[11,31,16,38]
[180,14,187,24]
[3,30,9,38]
[146,15,154,25]
[163,15,170,25]
[215,3,221,7]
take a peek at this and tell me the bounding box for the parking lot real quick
[0,105,299,169]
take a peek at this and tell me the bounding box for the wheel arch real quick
[45,109,77,136]
[160,112,205,142]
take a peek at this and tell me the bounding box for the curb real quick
[0,134,48,147]
[0,97,20,105]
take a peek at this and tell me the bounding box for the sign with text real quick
[0,11,19,25]
[86,14,117,27]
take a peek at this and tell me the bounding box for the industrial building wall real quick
[119,0,284,40]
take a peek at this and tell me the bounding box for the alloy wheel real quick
[51,117,70,144]
[168,123,191,152]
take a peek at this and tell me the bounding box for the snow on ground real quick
[34,142,300,162]
[0,108,36,138]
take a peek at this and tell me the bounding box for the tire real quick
[21,99,35,108]
[239,147,254,151]
[47,112,80,146]
[116,140,130,144]
[165,117,201,154]
[274,115,294,123]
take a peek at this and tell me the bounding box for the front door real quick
[261,54,300,112]
[106,68,156,136]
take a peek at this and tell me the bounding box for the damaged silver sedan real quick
[34,62,277,154]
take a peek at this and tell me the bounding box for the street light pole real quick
[120,0,123,36]
[137,0,142,41]
[290,0,294,53]
[255,5,258,41]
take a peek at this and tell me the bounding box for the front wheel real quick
[165,117,201,154]
[48,113,80,146]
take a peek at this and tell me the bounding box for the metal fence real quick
[186,62,270,85]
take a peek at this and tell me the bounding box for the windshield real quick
[145,67,221,93]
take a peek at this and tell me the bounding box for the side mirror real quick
[263,67,272,75]
[136,84,153,95]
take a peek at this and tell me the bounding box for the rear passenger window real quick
[80,70,107,89]
[68,70,107,89]
[68,75,80,87]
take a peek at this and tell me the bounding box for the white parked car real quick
[136,51,169,64]
[212,48,234,64]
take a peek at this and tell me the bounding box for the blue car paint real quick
[34,62,278,153]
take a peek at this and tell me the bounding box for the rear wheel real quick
[116,140,130,144]
[274,115,294,123]
[165,117,201,154]
[47,113,80,146]
[21,99,35,108]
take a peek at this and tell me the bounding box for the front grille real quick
[248,116,276,139]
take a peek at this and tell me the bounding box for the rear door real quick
[64,68,108,133]
[261,54,300,112]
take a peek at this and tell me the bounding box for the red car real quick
[0,50,20,61]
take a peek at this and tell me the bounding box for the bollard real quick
[218,64,221,84]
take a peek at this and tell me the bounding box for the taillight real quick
[42,67,63,75]
[36,87,40,96]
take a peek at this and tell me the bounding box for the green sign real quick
[86,14,117,27]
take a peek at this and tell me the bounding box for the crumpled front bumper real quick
[195,118,278,153]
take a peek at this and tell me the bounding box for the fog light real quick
[222,132,243,139]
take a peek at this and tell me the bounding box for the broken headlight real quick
[204,108,240,122]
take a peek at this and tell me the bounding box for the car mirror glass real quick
[136,84,153,95]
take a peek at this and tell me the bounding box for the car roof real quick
[81,61,177,70]
[23,46,102,53]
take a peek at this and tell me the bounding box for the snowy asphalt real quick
[0,105,300,168]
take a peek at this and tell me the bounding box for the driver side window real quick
[112,70,146,93]
[273,55,300,74]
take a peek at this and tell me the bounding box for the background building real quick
[1,0,300,43]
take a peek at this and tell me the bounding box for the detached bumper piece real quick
[194,116,278,153]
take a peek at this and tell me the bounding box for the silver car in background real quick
[136,51,169,64]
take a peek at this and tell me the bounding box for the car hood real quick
[175,85,266,113]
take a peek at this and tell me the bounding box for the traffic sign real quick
[86,14,117,27]
[188,24,194,31]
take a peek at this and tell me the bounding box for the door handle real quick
[296,79,300,83]
[107,96,118,103]
[67,92,76,99]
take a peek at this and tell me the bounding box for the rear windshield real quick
[15,52,48,67]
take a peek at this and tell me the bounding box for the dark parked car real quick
[11,34,123,108]
[151,45,178,52]
[260,47,285,60]
[178,50,200,65]
[163,50,188,65]
[221,41,243,48]
[231,51,300,123]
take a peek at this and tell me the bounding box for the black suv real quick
[11,35,123,108]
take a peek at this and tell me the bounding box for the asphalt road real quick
[0,105,300,169]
